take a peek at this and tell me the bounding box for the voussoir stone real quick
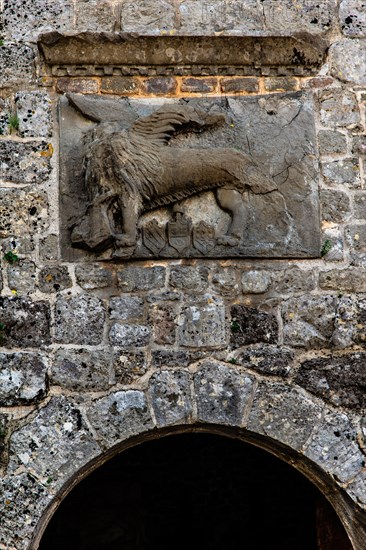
[194,362,254,425]
[54,295,105,345]
[0,353,47,406]
[8,396,101,490]
[304,408,364,483]
[248,382,322,451]
[86,390,154,448]
[149,370,193,427]
[0,473,52,549]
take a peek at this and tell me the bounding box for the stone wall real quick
[0,1,366,548]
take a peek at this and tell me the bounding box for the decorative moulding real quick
[38,32,328,77]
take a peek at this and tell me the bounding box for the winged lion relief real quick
[60,93,320,260]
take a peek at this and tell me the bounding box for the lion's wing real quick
[129,105,215,146]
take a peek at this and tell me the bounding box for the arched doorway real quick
[39,433,351,550]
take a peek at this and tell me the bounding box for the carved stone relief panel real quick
[59,92,320,260]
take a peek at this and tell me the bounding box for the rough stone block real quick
[181,78,218,93]
[7,260,36,295]
[220,77,258,94]
[296,353,366,409]
[241,270,271,294]
[38,266,72,293]
[340,0,366,37]
[329,39,366,85]
[248,382,322,451]
[194,362,254,425]
[15,92,53,138]
[322,158,361,188]
[54,295,105,345]
[319,90,360,128]
[320,227,344,262]
[211,268,240,297]
[86,390,154,447]
[109,296,144,321]
[149,303,177,345]
[52,349,111,391]
[260,0,335,34]
[121,0,175,33]
[318,130,347,155]
[3,0,72,42]
[304,409,364,483]
[169,266,209,292]
[75,264,113,290]
[179,0,263,34]
[352,134,366,157]
[117,266,166,292]
[56,78,100,95]
[320,190,351,223]
[142,77,177,95]
[282,295,337,349]
[101,77,139,95]
[319,268,366,293]
[353,192,366,219]
[179,295,226,348]
[0,44,35,88]
[234,345,294,378]
[0,353,47,406]
[74,0,116,32]
[0,190,49,239]
[39,234,59,262]
[151,349,206,369]
[0,297,51,348]
[230,304,278,347]
[113,351,148,384]
[149,370,193,426]
[264,77,298,92]
[348,471,366,507]
[8,396,101,490]
[109,323,150,347]
[333,295,366,348]
[346,224,366,252]
[270,268,316,295]
[0,140,52,184]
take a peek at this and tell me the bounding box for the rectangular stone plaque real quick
[60,92,320,261]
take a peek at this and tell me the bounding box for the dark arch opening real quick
[39,433,351,550]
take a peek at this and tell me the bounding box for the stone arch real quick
[4,361,366,549]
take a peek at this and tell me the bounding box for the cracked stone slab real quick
[60,92,320,261]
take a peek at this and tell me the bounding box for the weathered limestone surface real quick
[0,353,47,405]
[1,0,366,547]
